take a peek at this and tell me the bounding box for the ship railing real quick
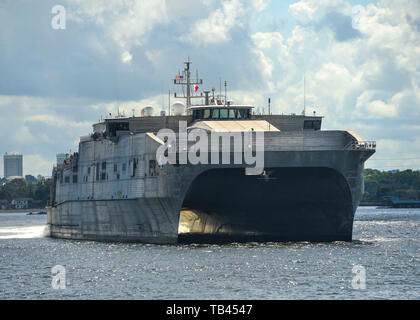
[344,140,376,150]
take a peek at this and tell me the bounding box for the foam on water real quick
[0,225,47,239]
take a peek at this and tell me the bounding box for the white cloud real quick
[1,0,419,173]
[267,0,420,121]
[0,95,97,176]
[289,0,350,24]
[67,0,169,63]
[23,154,55,177]
[252,32,285,49]
[355,91,398,119]
[184,0,245,44]
[184,0,268,45]
[288,1,316,23]
[121,51,133,64]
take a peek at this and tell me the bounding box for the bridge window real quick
[304,120,321,130]
[108,121,129,137]
[238,109,250,119]
[203,109,211,119]
[193,108,252,120]
[193,109,203,120]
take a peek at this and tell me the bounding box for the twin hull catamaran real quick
[47,61,375,243]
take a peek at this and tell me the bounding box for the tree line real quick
[0,169,419,207]
[362,169,420,203]
[0,178,51,206]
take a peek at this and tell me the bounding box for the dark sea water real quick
[0,207,418,299]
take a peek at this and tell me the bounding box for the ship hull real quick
[48,148,373,243]
[48,198,179,244]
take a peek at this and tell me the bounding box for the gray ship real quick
[47,61,376,244]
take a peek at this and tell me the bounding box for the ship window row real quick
[96,161,129,180]
[61,174,79,183]
[62,161,133,183]
[192,108,251,120]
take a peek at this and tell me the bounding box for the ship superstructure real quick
[48,61,375,243]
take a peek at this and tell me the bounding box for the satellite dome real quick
[141,106,154,117]
[172,102,186,116]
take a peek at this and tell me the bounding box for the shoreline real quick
[0,209,46,214]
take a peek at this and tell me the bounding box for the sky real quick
[0,0,419,176]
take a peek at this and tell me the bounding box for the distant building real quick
[4,153,23,179]
[56,153,67,166]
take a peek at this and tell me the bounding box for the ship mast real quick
[173,60,203,109]
[186,60,191,108]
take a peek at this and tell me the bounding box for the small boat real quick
[26,211,47,215]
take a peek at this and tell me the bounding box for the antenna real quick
[268,97,271,131]
[186,59,191,108]
[224,80,227,106]
[219,78,222,103]
[161,82,164,111]
[303,75,306,116]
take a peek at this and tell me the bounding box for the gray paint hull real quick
[48,148,373,244]
[48,198,179,244]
